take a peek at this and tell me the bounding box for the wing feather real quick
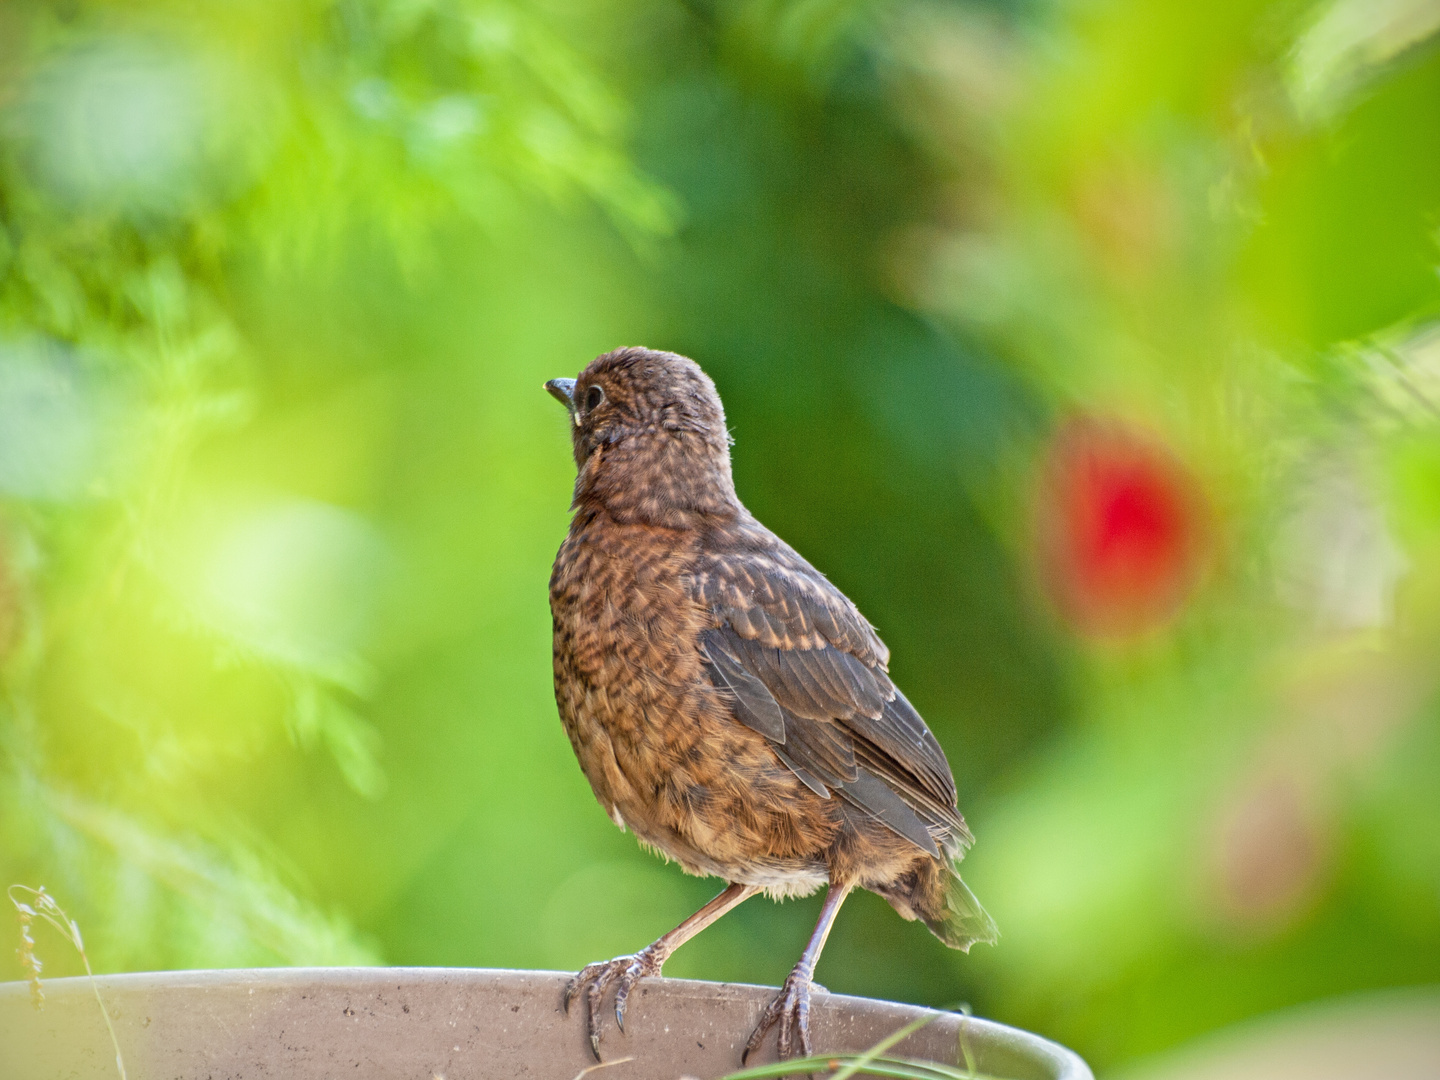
[701,630,786,743]
[693,523,967,859]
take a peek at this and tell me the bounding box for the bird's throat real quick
[573,429,740,528]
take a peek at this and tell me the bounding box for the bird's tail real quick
[923,867,999,952]
[877,857,999,952]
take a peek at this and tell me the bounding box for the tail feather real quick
[878,857,999,952]
[923,869,999,952]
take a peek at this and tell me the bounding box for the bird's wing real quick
[693,530,969,858]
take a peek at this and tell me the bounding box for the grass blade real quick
[717,1013,1014,1080]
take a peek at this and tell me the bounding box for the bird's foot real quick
[562,944,667,1060]
[743,964,815,1064]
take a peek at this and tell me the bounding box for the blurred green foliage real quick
[1,0,1438,1074]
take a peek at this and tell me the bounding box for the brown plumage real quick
[546,347,997,1063]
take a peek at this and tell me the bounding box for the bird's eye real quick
[584,385,605,412]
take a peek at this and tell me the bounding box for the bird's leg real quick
[564,881,760,1060]
[743,881,853,1064]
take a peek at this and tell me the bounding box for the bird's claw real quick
[743,966,814,1065]
[562,946,665,1060]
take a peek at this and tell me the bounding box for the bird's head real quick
[545,347,738,523]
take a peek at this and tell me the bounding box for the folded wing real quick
[694,532,971,861]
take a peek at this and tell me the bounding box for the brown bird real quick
[546,347,996,1064]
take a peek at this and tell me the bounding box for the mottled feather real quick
[549,346,995,950]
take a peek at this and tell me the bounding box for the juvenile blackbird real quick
[546,347,997,1063]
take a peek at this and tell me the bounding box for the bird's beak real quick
[545,378,577,416]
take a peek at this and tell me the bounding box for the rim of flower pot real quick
[0,966,1092,1080]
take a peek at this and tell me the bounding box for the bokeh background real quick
[2,0,1439,1075]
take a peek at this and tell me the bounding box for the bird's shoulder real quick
[689,512,889,670]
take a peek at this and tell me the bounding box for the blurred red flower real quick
[1036,417,1208,637]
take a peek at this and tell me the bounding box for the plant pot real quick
[0,967,1091,1079]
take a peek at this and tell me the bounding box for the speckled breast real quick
[549,512,835,886]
